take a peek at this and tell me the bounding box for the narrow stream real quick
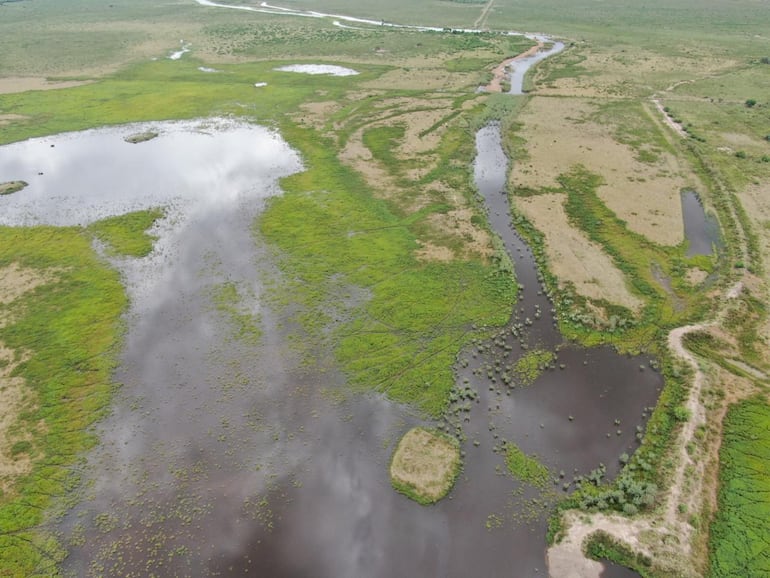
[681,190,722,257]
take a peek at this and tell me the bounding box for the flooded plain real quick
[0,117,661,576]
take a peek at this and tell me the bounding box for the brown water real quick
[0,119,663,577]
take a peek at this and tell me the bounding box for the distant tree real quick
[745,99,757,107]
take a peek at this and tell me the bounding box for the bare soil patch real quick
[517,193,642,310]
[736,182,770,354]
[534,45,738,98]
[0,345,35,494]
[0,114,28,125]
[512,96,691,246]
[390,427,460,504]
[0,265,57,495]
[338,102,492,262]
[0,263,56,306]
[0,76,93,94]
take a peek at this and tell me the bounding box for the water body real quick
[473,123,658,577]
[681,190,722,257]
[508,37,566,95]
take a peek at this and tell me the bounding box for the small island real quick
[124,131,158,144]
[390,427,461,505]
[0,180,28,195]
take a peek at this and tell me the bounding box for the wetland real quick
[1,0,768,576]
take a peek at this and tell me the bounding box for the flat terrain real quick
[0,0,769,577]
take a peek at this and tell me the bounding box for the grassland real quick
[709,397,770,577]
[0,224,132,576]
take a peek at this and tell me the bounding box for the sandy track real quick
[473,0,495,31]
[547,281,744,578]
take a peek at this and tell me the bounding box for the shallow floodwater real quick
[1,116,660,577]
[681,190,722,257]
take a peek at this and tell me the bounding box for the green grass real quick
[709,396,770,578]
[512,349,555,386]
[88,208,164,258]
[259,122,516,416]
[504,442,551,488]
[0,225,128,576]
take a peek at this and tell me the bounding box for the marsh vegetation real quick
[0,0,768,576]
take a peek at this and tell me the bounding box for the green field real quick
[709,397,770,577]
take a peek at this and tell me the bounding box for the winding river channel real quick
[0,4,676,577]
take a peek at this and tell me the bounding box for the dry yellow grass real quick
[338,99,493,262]
[511,96,693,246]
[0,345,35,494]
[516,193,642,311]
[390,427,460,503]
[0,263,56,306]
[534,44,738,98]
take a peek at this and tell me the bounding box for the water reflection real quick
[509,38,566,95]
[0,118,301,227]
[681,190,722,257]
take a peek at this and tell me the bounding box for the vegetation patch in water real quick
[390,427,461,505]
[88,208,163,257]
[0,180,27,195]
[123,130,158,143]
[504,442,550,489]
[512,349,555,386]
[210,281,262,345]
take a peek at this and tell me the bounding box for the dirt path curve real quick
[483,41,544,93]
[547,281,744,578]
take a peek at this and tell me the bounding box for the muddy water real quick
[681,190,722,257]
[508,36,565,95]
[0,117,660,577]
